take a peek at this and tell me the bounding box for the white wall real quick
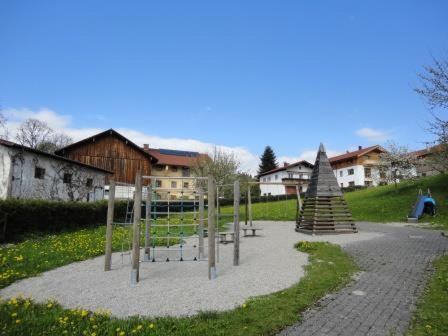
[2,145,107,201]
[333,164,364,187]
[259,164,312,196]
[0,145,12,199]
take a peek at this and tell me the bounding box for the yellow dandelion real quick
[119,332,126,336]
[136,325,143,330]
[148,323,155,329]
[242,303,247,308]
[47,303,53,308]
[15,319,21,324]
[11,312,17,317]
[14,255,24,262]
[81,310,89,317]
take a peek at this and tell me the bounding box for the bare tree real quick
[415,55,448,173]
[0,111,8,139]
[415,55,448,108]
[38,133,73,153]
[192,147,240,195]
[16,118,53,149]
[377,142,420,190]
[15,118,72,153]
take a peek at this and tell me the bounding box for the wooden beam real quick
[131,172,142,285]
[104,179,115,271]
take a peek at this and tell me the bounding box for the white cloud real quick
[3,108,259,174]
[3,107,343,174]
[355,127,392,142]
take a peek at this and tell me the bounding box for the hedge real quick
[0,199,128,243]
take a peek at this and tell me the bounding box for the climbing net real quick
[143,176,212,262]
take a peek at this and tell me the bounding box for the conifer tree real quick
[257,146,278,176]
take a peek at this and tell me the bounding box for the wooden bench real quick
[241,226,263,237]
[218,232,235,244]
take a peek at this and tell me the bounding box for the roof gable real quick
[55,129,157,162]
[258,160,314,177]
[0,138,113,174]
[329,145,386,164]
[146,148,209,167]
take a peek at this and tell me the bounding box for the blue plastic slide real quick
[408,195,426,221]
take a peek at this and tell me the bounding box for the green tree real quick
[257,146,278,176]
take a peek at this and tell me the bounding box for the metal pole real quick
[131,172,142,285]
[144,185,152,261]
[104,179,115,271]
[207,175,216,280]
[233,180,240,266]
[198,188,204,259]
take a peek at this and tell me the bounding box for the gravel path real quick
[278,222,448,336]
[0,221,380,317]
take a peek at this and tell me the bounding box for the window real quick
[156,180,162,188]
[365,180,372,186]
[182,168,190,177]
[171,166,178,172]
[63,173,72,184]
[275,174,278,180]
[348,168,354,175]
[339,171,343,177]
[171,181,177,188]
[34,167,45,179]
[340,183,343,188]
[380,171,386,179]
[183,182,189,188]
[267,176,271,182]
[288,172,294,178]
[155,165,164,171]
[364,168,371,178]
[348,181,355,187]
[86,178,93,187]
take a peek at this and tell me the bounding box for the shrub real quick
[0,199,128,243]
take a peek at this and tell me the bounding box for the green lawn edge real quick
[406,255,448,336]
[0,241,358,336]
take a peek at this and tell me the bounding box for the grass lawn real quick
[0,241,357,336]
[0,216,204,290]
[406,255,448,336]
[221,174,448,229]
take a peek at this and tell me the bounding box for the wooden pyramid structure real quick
[296,143,357,234]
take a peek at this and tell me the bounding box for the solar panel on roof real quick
[159,149,199,157]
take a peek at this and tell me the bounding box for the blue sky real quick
[0,1,447,172]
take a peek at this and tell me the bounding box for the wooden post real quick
[296,184,302,223]
[131,173,142,285]
[245,185,248,226]
[104,179,115,271]
[198,188,205,259]
[144,185,152,261]
[207,175,216,279]
[233,180,240,266]
[248,184,253,227]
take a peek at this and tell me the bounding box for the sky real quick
[0,1,447,173]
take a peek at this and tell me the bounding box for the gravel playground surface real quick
[0,222,382,318]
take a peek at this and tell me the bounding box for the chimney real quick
[358,145,363,150]
[143,144,149,150]
[283,162,289,167]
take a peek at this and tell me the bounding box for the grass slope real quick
[220,174,448,228]
[344,174,448,227]
[406,255,448,336]
[0,242,357,336]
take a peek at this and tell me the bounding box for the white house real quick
[0,139,111,201]
[258,161,314,196]
[329,145,387,188]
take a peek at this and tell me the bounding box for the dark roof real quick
[0,138,113,174]
[258,160,314,177]
[145,148,210,167]
[412,144,444,158]
[55,129,157,162]
[306,143,343,197]
[329,145,386,164]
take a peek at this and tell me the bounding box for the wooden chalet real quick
[55,129,157,184]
